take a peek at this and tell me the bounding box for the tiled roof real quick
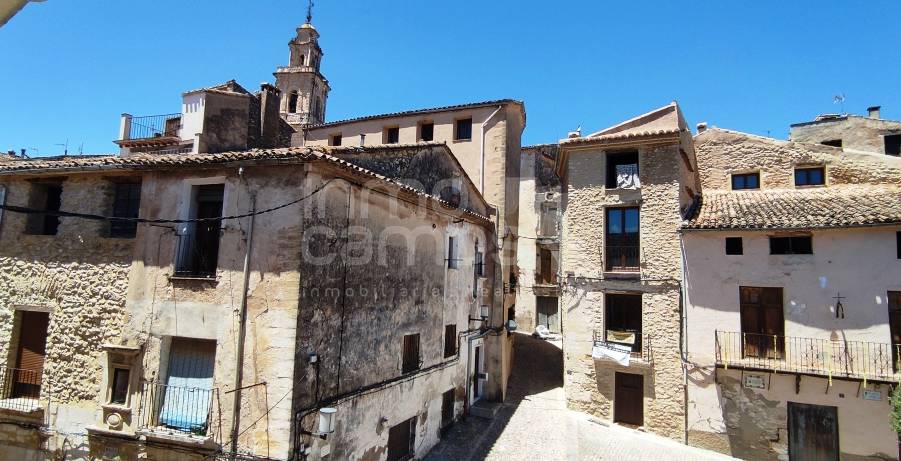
[683,186,901,230]
[561,102,684,145]
[308,99,523,128]
[0,144,492,223]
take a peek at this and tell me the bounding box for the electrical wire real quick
[0,179,335,224]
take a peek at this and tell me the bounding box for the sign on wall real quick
[743,373,767,390]
[863,390,882,401]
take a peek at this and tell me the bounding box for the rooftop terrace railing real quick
[124,113,182,141]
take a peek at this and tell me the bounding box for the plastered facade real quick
[684,129,901,459]
[559,127,697,441]
[790,114,901,155]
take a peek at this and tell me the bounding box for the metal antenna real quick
[833,93,846,114]
[306,0,314,24]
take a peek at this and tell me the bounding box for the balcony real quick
[715,331,901,382]
[604,245,640,272]
[0,366,44,413]
[138,381,219,439]
[117,113,182,147]
[593,330,652,363]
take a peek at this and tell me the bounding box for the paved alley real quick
[425,333,734,461]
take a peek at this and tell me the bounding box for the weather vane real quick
[306,0,314,24]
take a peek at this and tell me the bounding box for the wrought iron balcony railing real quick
[715,331,901,382]
[138,381,219,438]
[593,330,652,362]
[604,245,640,272]
[0,365,44,412]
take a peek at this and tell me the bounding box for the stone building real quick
[301,100,526,402]
[514,144,562,334]
[683,126,901,459]
[0,142,499,460]
[790,105,901,156]
[554,102,699,440]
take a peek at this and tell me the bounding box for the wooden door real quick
[614,372,643,426]
[740,287,785,359]
[788,403,839,461]
[13,311,50,398]
[387,416,415,461]
[890,292,901,371]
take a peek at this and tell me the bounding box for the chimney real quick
[696,122,708,133]
[259,83,283,148]
[20,149,25,157]
[867,106,881,119]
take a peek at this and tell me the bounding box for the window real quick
[606,151,640,189]
[897,232,900,259]
[769,235,812,255]
[444,325,457,358]
[821,139,842,148]
[454,118,472,141]
[447,236,458,269]
[886,134,901,156]
[158,338,216,434]
[387,416,416,461]
[731,172,760,190]
[299,54,305,66]
[110,181,141,238]
[402,334,420,374]
[360,134,366,146]
[890,292,901,370]
[605,294,642,352]
[794,167,825,186]
[314,97,322,119]
[539,203,559,237]
[110,368,130,405]
[329,134,342,146]
[739,287,785,359]
[0,184,7,229]
[10,310,49,399]
[384,126,400,144]
[473,247,483,298]
[441,389,455,430]
[474,250,484,277]
[175,184,224,278]
[26,182,63,235]
[605,207,640,271]
[288,91,298,113]
[419,122,434,142]
[725,237,743,255]
[537,247,556,284]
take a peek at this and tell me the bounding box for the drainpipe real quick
[679,231,690,445]
[230,192,256,458]
[480,106,504,193]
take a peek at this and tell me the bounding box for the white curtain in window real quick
[616,164,640,189]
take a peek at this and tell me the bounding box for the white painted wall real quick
[180,92,206,141]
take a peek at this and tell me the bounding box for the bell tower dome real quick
[274,3,330,127]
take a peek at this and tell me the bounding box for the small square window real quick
[420,122,434,142]
[330,134,342,146]
[795,167,825,186]
[731,173,760,190]
[110,368,130,404]
[455,118,472,141]
[821,139,843,148]
[770,236,812,255]
[886,134,901,156]
[384,127,399,144]
[725,237,743,255]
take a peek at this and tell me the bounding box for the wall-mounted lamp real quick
[505,320,518,333]
[302,407,337,440]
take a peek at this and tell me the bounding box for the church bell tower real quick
[274,1,330,127]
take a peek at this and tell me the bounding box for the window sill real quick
[168,275,220,284]
[101,403,132,414]
[603,271,640,280]
[452,138,472,143]
[87,425,139,440]
[139,429,217,449]
[794,184,826,189]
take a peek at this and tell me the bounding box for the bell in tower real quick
[274,1,330,127]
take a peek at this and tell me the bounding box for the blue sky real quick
[2,1,900,156]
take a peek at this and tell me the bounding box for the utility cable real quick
[0,179,335,224]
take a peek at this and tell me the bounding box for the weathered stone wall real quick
[789,115,901,155]
[560,141,689,441]
[695,128,901,191]
[0,173,136,459]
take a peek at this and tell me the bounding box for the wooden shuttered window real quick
[739,286,785,359]
[443,325,457,358]
[13,310,50,398]
[402,334,420,374]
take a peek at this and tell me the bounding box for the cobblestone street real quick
[425,333,734,461]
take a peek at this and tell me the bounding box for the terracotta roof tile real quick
[684,186,901,230]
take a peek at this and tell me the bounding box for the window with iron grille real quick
[605,207,640,271]
[444,325,457,358]
[769,236,812,255]
[110,181,141,238]
[402,334,420,374]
